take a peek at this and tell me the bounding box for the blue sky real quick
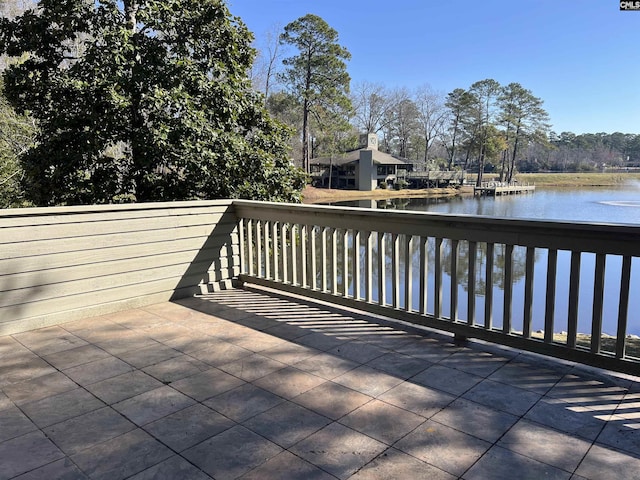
[228,0,639,135]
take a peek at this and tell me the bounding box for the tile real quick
[170,368,245,401]
[243,401,331,448]
[290,422,387,480]
[85,371,164,404]
[431,398,518,443]
[378,382,456,418]
[128,456,212,480]
[462,379,542,416]
[113,386,195,426]
[253,366,326,399]
[0,354,57,388]
[63,356,134,385]
[396,337,460,363]
[488,362,563,394]
[498,419,592,472]
[3,371,78,405]
[596,415,640,456]
[20,388,105,428]
[350,447,456,480]
[144,403,234,452]
[262,322,310,341]
[71,428,173,480]
[43,406,135,455]
[411,364,483,396]
[218,353,286,381]
[292,381,372,420]
[109,309,168,330]
[13,458,88,479]
[524,398,607,441]
[0,391,11,411]
[575,444,640,480]
[13,326,88,356]
[142,355,212,383]
[183,425,282,480]
[260,342,319,364]
[295,331,350,351]
[43,344,111,370]
[188,341,253,367]
[464,445,571,480]
[333,365,404,397]
[228,330,287,352]
[366,351,431,379]
[117,344,182,369]
[439,348,510,377]
[293,352,359,380]
[0,335,30,358]
[339,399,425,445]
[0,405,38,442]
[0,431,64,479]
[159,333,221,354]
[238,450,335,480]
[394,420,490,477]
[205,384,284,422]
[95,334,160,356]
[327,341,389,364]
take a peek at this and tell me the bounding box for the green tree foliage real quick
[279,14,352,173]
[497,82,549,181]
[0,77,35,207]
[0,0,306,206]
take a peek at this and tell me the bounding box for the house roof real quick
[309,148,410,167]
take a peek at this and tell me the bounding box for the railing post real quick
[544,249,558,344]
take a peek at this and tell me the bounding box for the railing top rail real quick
[0,199,234,219]
[232,200,640,256]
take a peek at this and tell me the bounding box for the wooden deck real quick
[474,182,536,196]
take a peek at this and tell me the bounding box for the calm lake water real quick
[334,187,640,336]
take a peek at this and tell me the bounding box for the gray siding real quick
[0,200,238,335]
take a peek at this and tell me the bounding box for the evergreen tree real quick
[279,14,351,173]
[0,0,306,205]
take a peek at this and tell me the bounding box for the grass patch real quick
[514,172,640,187]
[531,332,640,359]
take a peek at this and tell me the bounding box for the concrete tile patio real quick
[1,286,640,479]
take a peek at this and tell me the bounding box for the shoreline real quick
[302,172,640,204]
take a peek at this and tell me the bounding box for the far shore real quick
[303,172,640,204]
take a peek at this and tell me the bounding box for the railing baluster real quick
[392,233,400,309]
[255,220,262,277]
[365,231,373,303]
[272,221,279,282]
[503,244,514,334]
[405,235,413,312]
[434,237,443,319]
[281,223,288,283]
[523,247,535,338]
[238,217,246,275]
[263,221,270,280]
[291,225,298,286]
[485,242,494,330]
[378,232,386,306]
[247,219,254,277]
[450,239,459,321]
[419,236,428,315]
[310,225,317,290]
[467,241,477,325]
[354,230,361,300]
[300,224,307,288]
[544,249,558,344]
[331,228,338,295]
[616,255,632,359]
[567,251,581,349]
[342,229,349,298]
[591,253,606,354]
[321,227,328,292]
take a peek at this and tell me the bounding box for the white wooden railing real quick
[233,200,640,375]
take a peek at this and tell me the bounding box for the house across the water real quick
[309,134,411,191]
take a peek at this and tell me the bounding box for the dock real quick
[474,181,535,196]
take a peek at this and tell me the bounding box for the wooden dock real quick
[474,182,535,196]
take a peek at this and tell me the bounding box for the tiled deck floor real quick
[1,287,640,480]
